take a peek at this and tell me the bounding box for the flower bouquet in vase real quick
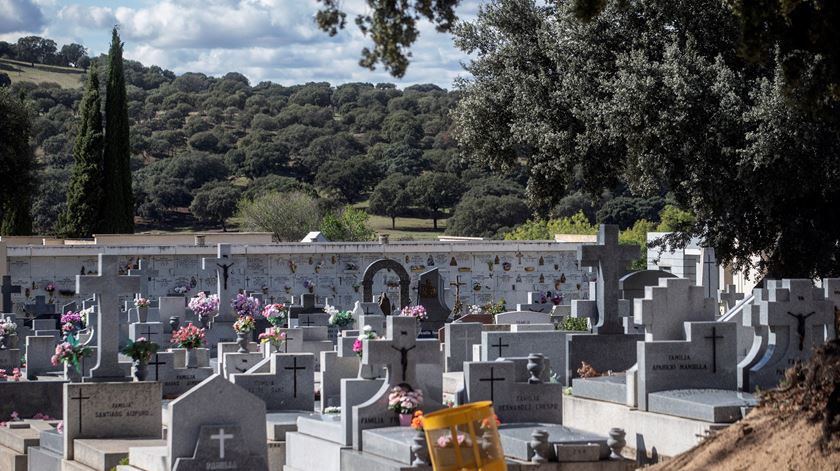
[121,337,159,381]
[231,293,261,317]
[233,315,256,353]
[134,297,151,322]
[51,335,92,382]
[259,327,287,353]
[188,292,219,328]
[171,323,206,368]
[400,305,428,324]
[261,303,287,328]
[0,318,17,349]
[326,305,354,329]
[388,385,423,426]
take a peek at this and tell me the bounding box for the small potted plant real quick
[303,279,315,294]
[388,385,424,426]
[258,327,287,353]
[231,293,261,318]
[188,292,219,328]
[171,323,206,368]
[121,337,159,381]
[261,303,288,327]
[45,282,56,301]
[322,406,342,421]
[134,297,152,323]
[233,315,256,353]
[51,335,92,382]
[326,306,354,329]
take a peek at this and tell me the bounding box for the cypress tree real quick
[0,89,33,235]
[101,27,134,233]
[59,65,104,238]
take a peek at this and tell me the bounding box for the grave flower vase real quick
[64,364,82,383]
[185,348,199,368]
[236,332,249,353]
[169,316,180,333]
[138,307,149,323]
[199,317,209,329]
[133,359,148,381]
[399,413,414,427]
[8,334,18,349]
[0,334,6,350]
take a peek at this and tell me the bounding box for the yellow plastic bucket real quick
[421,401,507,471]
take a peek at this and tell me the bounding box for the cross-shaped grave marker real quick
[578,225,640,334]
[704,325,724,373]
[25,295,56,318]
[77,254,140,380]
[362,316,440,387]
[211,427,233,459]
[1,275,21,313]
[148,353,167,381]
[490,337,509,358]
[700,248,718,299]
[719,284,745,312]
[70,389,90,434]
[202,244,236,321]
[634,277,717,341]
[284,356,306,397]
[230,353,314,411]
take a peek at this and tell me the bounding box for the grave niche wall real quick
[5,241,590,310]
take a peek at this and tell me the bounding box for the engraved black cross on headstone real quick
[491,337,509,358]
[234,358,251,373]
[139,324,155,339]
[785,311,816,351]
[704,326,724,373]
[284,357,306,397]
[1,275,21,313]
[479,367,505,401]
[300,316,315,327]
[71,389,91,434]
[148,353,166,380]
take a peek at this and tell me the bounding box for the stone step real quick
[268,440,286,471]
[38,429,64,455]
[62,458,99,471]
[285,431,350,471]
[295,415,346,445]
[340,448,426,471]
[443,372,464,395]
[27,446,62,471]
[361,427,419,465]
[0,423,40,454]
[127,445,167,471]
[265,411,313,441]
[0,443,27,471]
[73,438,165,471]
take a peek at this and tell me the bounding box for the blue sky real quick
[0,0,479,88]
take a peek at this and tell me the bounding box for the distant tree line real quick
[0,36,90,69]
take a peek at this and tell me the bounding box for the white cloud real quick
[0,0,46,34]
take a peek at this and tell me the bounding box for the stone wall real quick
[5,240,592,311]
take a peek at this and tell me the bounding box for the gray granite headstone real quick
[619,270,677,301]
[25,335,59,379]
[637,321,738,410]
[737,279,835,391]
[169,375,268,470]
[417,268,450,332]
[481,330,572,383]
[353,316,442,450]
[634,277,717,341]
[463,356,563,423]
[231,353,315,412]
[63,381,162,460]
[221,351,264,378]
[444,322,482,372]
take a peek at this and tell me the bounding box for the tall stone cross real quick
[128,259,158,297]
[25,295,57,319]
[362,316,439,388]
[578,225,640,334]
[719,284,745,312]
[699,247,718,299]
[202,244,236,321]
[1,275,21,313]
[76,254,140,381]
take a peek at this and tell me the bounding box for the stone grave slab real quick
[62,381,162,460]
[320,351,361,410]
[417,268,450,333]
[360,426,422,465]
[647,389,757,423]
[638,321,738,410]
[25,335,60,379]
[510,323,555,332]
[619,270,677,301]
[168,375,268,471]
[565,332,642,386]
[201,244,237,322]
[495,311,551,325]
[221,351,263,378]
[571,374,628,405]
[496,424,609,462]
[230,353,315,412]
[128,322,165,345]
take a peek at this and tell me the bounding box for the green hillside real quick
[0,58,84,89]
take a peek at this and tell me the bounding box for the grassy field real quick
[0,59,85,88]
[366,213,447,241]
